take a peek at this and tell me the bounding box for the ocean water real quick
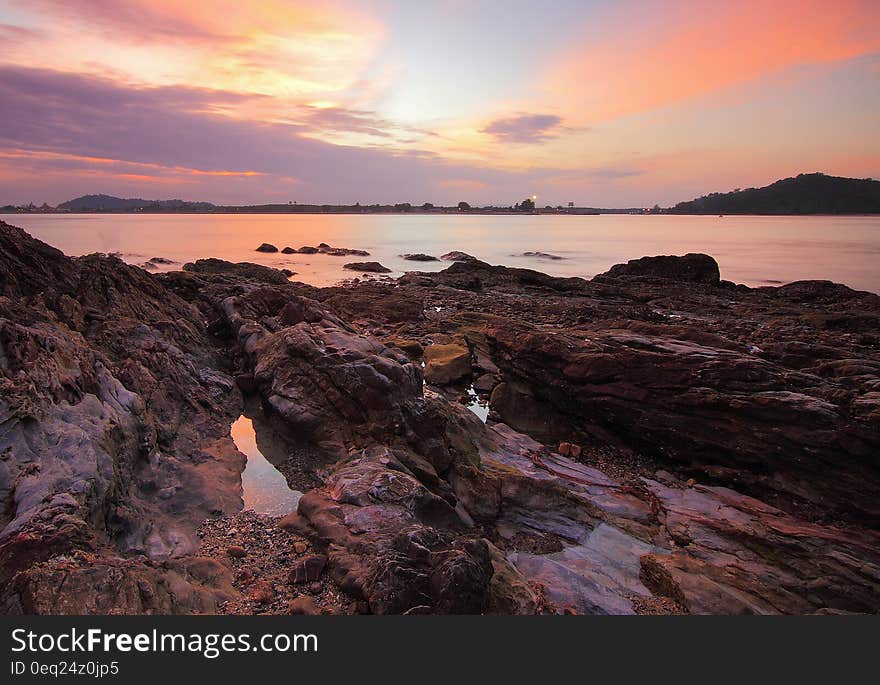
[4,213,879,293]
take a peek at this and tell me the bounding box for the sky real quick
[0,0,878,207]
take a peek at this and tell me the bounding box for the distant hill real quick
[58,194,216,212]
[667,173,880,215]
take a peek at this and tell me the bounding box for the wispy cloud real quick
[296,105,436,145]
[546,0,880,124]
[4,0,385,97]
[0,66,593,205]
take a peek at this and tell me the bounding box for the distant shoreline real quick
[3,210,880,217]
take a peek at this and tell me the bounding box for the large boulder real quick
[423,343,471,385]
[599,253,720,284]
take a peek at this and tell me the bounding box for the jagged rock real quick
[440,251,478,262]
[0,222,244,613]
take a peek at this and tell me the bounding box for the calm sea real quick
[4,213,879,293]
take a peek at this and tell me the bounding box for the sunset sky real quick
[1,0,878,206]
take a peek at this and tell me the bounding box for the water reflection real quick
[231,415,303,517]
[465,385,489,422]
[6,213,880,292]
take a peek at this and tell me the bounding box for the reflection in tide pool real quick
[230,415,302,517]
[465,385,489,423]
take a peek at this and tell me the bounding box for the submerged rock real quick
[519,251,564,260]
[402,253,439,261]
[311,243,371,256]
[255,242,279,253]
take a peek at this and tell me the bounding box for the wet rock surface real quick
[1,221,878,615]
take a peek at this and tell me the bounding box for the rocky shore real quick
[1,220,878,615]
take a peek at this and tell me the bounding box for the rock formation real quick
[1,222,877,615]
[343,261,391,273]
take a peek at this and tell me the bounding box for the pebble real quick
[226,545,247,558]
[288,596,319,615]
[249,581,274,605]
[288,554,328,584]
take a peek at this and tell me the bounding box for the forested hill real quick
[58,194,216,211]
[667,173,880,214]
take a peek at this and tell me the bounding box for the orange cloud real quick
[5,1,385,98]
[547,0,880,124]
[0,149,267,178]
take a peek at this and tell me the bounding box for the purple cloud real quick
[17,0,221,44]
[297,106,435,142]
[0,66,643,205]
[481,113,566,143]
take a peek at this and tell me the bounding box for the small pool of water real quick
[465,385,489,422]
[231,415,303,517]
